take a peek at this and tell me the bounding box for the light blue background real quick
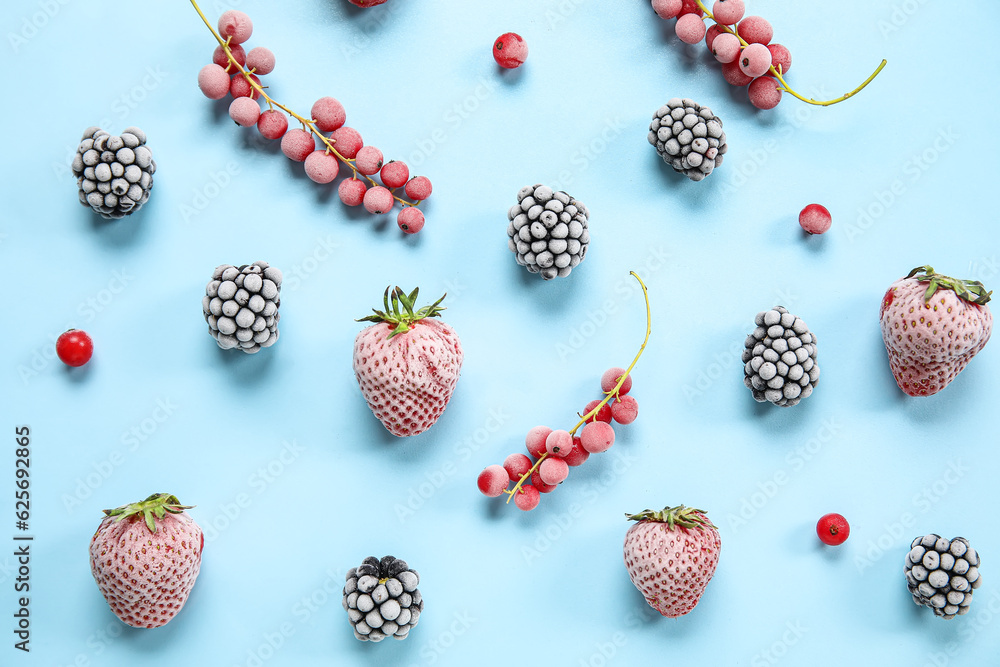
[2,0,999,665]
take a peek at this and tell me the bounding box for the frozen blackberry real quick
[72,126,155,219]
[506,184,590,280]
[742,306,819,407]
[905,534,982,619]
[342,555,423,642]
[648,98,727,182]
[202,262,281,354]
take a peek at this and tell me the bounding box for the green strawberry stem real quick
[625,505,717,530]
[103,493,194,534]
[907,266,992,306]
[356,286,447,340]
[505,272,651,504]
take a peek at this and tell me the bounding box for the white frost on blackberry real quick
[203,262,281,354]
[648,98,727,182]
[742,306,819,407]
[905,534,981,619]
[72,126,155,219]
[342,556,423,642]
[507,184,589,280]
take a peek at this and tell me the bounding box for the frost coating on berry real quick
[257,110,288,140]
[364,186,394,214]
[214,43,245,72]
[477,465,510,497]
[404,176,433,201]
[397,207,424,234]
[514,485,540,510]
[539,457,569,485]
[503,453,533,481]
[218,10,253,45]
[339,178,367,207]
[611,396,638,424]
[229,96,261,126]
[648,98,727,182]
[380,161,410,189]
[739,43,772,78]
[343,556,422,641]
[229,73,261,99]
[203,261,281,354]
[493,32,528,69]
[712,32,740,63]
[198,64,231,99]
[304,151,340,184]
[89,495,203,629]
[905,535,981,619]
[737,15,772,45]
[601,367,632,394]
[767,43,791,75]
[748,75,782,110]
[507,184,590,279]
[712,0,745,24]
[721,60,754,86]
[742,306,819,406]
[246,46,275,75]
[331,126,363,159]
[280,129,315,162]
[652,0,682,20]
[355,146,384,175]
[72,126,155,219]
[580,421,615,453]
[311,96,347,132]
[798,204,831,234]
[675,13,706,44]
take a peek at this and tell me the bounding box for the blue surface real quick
[3,0,999,664]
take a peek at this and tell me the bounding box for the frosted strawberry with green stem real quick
[354,287,463,437]
[880,265,992,397]
[477,272,650,510]
[89,493,204,629]
[624,505,720,617]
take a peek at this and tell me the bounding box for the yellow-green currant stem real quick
[504,271,651,504]
[189,0,418,208]
[692,0,886,107]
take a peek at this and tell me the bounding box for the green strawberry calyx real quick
[357,286,447,340]
[907,266,992,306]
[626,504,717,530]
[102,493,194,534]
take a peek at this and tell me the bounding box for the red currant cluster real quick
[191,3,431,234]
[652,0,885,109]
[477,273,651,511]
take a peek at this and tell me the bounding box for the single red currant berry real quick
[330,126,363,159]
[229,73,261,99]
[311,97,347,132]
[363,185,394,215]
[766,43,791,75]
[397,207,425,234]
[56,330,94,367]
[736,15,773,45]
[748,75,782,110]
[705,23,723,50]
[218,10,253,45]
[280,129,315,162]
[514,484,540,511]
[198,64,231,100]
[651,0,682,20]
[738,43,772,78]
[816,513,850,546]
[580,421,615,454]
[304,150,340,184]
[529,471,557,494]
[503,453,533,482]
[539,458,569,485]
[477,465,510,497]
[493,32,528,69]
[338,178,367,207]
[355,145,384,175]
[600,367,632,395]
[228,97,260,127]
[257,109,288,140]
[674,13,706,44]
[562,437,590,467]
[525,426,553,458]
[611,396,639,425]
[799,204,832,235]
[380,161,410,189]
[245,46,276,75]
[545,429,573,457]
[583,399,612,423]
[712,0,745,25]
[213,44,245,72]
[404,176,433,201]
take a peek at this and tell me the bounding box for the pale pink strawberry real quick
[623,505,720,618]
[354,287,463,437]
[89,493,203,629]
[880,266,992,397]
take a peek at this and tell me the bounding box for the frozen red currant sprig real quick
[477,272,651,511]
[190,1,431,232]
[652,0,886,109]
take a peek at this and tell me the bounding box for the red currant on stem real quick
[56,330,94,367]
[496,272,651,509]
[816,513,850,546]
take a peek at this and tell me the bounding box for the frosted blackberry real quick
[342,555,423,642]
[648,98,727,182]
[506,184,590,280]
[72,126,155,219]
[905,534,982,619]
[202,262,281,354]
[742,306,819,407]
